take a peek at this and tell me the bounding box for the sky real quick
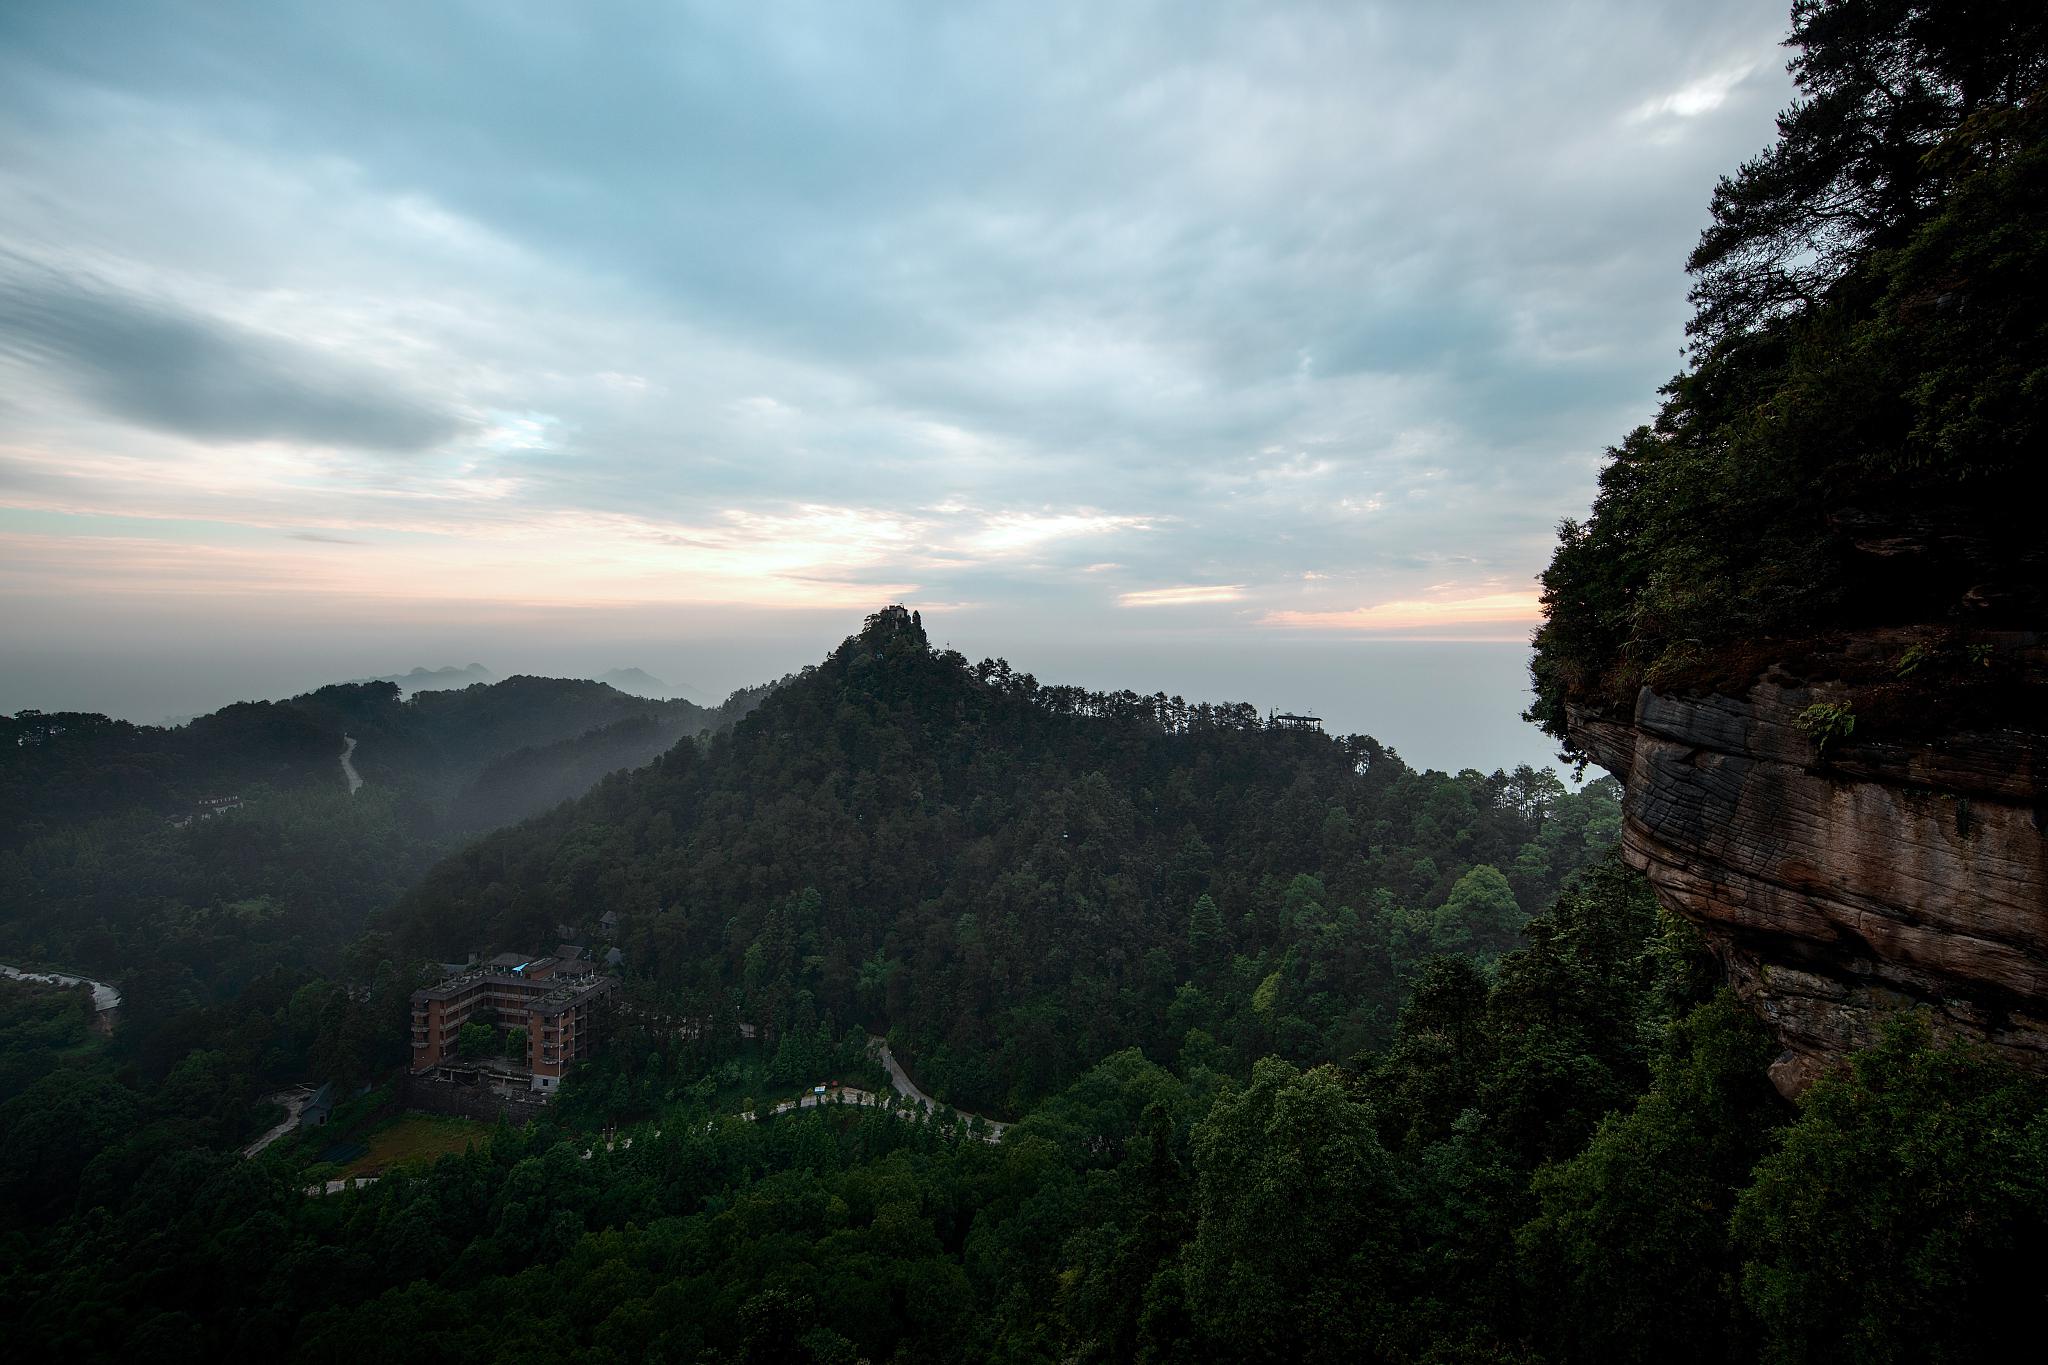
[0,0,1796,773]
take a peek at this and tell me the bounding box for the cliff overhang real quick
[1568,629,2047,1096]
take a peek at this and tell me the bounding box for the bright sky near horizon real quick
[0,1,1795,770]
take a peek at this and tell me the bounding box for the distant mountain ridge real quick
[349,663,494,693]
[595,667,674,699]
[1,671,777,844]
[354,663,696,701]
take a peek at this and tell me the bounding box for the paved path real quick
[1,962,121,1013]
[340,735,363,794]
[764,1086,886,1119]
[876,1038,938,1107]
[751,1083,1006,1141]
[868,1037,1010,1139]
[718,1035,1011,1141]
[244,1086,317,1158]
[313,1039,1007,1198]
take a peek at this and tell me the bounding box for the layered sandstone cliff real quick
[1568,632,2048,1096]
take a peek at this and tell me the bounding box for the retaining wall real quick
[401,1069,551,1124]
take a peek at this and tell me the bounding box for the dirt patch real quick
[339,1115,488,1177]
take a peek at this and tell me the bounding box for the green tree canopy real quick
[1183,1059,1402,1363]
[1429,864,1523,957]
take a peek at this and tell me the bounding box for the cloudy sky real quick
[0,0,1794,770]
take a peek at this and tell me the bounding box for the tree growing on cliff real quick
[1528,0,2048,742]
[1689,0,2048,347]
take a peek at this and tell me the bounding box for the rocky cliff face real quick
[1569,633,2048,1096]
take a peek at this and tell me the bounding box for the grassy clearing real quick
[339,1114,489,1177]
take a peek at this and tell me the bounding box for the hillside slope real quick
[391,607,1621,1111]
[0,674,769,1018]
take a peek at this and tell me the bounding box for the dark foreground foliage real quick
[4,858,2044,1364]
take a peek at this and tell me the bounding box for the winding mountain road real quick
[869,1036,1009,1138]
[340,735,362,794]
[1,962,121,1013]
[311,1036,1009,1201]
[244,1086,318,1158]
[875,1037,937,1107]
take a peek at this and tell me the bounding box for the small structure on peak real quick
[1268,710,1324,732]
[862,604,927,645]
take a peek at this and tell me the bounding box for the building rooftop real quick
[411,965,617,1007]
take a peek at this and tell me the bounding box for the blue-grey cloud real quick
[0,0,1805,770]
[0,262,464,452]
[0,2,1791,472]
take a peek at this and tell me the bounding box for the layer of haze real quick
[5,601,1559,777]
[0,0,1796,775]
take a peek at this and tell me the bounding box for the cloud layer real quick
[0,0,1796,651]
[0,262,466,451]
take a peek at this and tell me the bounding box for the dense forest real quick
[1529,0,2048,747]
[3,3,2046,1361]
[3,597,2041,1361]
[0,674,769,1029]
[6,858,2043,1363]
[393,606,1621,1114]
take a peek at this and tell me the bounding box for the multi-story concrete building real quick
[409,955,619,1092]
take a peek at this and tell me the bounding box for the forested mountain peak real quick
[848,602,927,652]
[392,606,1619,1113]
